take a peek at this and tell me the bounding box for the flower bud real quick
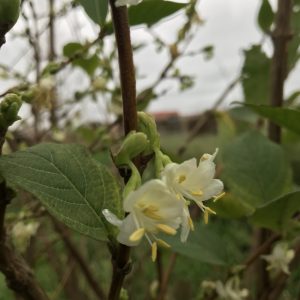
[0,93,22,129]
[115,131,149,166]
[137,112,160,152]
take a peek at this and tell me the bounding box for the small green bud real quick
[123,162,141,199]
[154,149,172,177]
[41,62,60,76]
[120,288,129,300]
[137,112,160,151]
[20,90,35,103]
[0,93,22,128]
[115,131,149,166]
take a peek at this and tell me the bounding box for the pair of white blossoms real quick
[103,149,224,261]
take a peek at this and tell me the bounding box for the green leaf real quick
[73,54,99,76]
[77,0,108,26]
[244,104,300,135]
[63,42,83,57]
[128,0,187,27]
[242,45,271,105]
[0,143,122,241]
[222,131,292,208]
[250,191,300,232]
[257,0,274,33]
[209,193,255,219]
[164,223,229,266]
[63,43,99,76]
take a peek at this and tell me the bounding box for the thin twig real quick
[244,233,281,269]
[256,1,293,298]
[0,135,48,299]
[156,253,177,300]
[268,0,293,143]
[178,75,241,155]
[52,219,106,300]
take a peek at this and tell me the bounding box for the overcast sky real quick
[1,0,299,121]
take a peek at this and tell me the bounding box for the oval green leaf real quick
[222,131,292,208]
[0,143,122,241]
[78,0,108,26]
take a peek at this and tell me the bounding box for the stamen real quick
[203,206,216,225]
[178,175,186,183]
[188,217,195,231]
[156,239,171,248]
[152,242,158,262]
[129,228,145,242]
[192,190,203,197]
[156,224,177,235]
[213,192,226,202]
[204,210,209,224]
[142,205,162,220]
[205,207,216,215]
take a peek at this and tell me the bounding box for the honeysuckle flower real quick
[11,221,40,252]
[103,179,183,261]
[161,149,224,221]
[261,242,295,275]
[202,277,249,300]
[115,0,141,7]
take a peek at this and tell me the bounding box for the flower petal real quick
[102,209,123,227]
[117,213,140,246]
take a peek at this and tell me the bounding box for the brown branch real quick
[109,2,137,135]
[254,1,293,298]
[244,233,281,268]
[156,250,164,290]
[268,0,293,143]
[48,0,58,127]
[108,1,139,299]
[0,109,49,299]
[0,185,49,300]
[51,219,106,300]
[156,253,177,300]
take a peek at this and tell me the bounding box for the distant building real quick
[151,111,182,132]
[151,110,217,134]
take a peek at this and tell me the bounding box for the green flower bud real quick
[41,62,60,76]
[20,90,35,103]
[0,0,20,46]
[137,112,160,152]
[0,93,22,128]
[122,162,141,199]
[115,131,149,166]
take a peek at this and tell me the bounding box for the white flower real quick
[103,179,183,261]
[11,221,40,252]
[161,149,224,230]
[262,243,295,275]
[202,277,249,300]
[115,0,141,7]
[162,149,223,207]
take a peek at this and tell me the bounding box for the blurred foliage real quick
[0,0,300,299]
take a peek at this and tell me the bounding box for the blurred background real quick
[1,0,300,299]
